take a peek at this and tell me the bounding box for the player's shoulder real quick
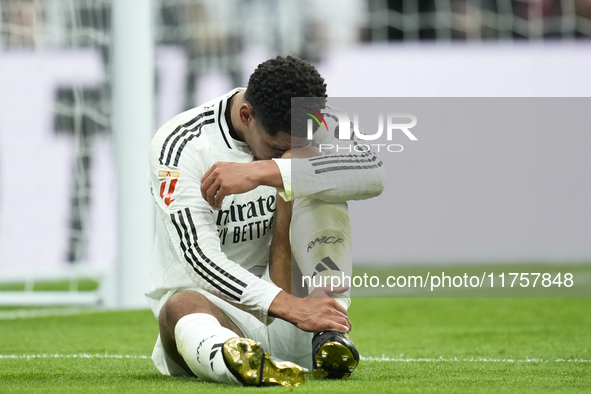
[153,103,214,144]
[150,88,242,164]
[154,88,243,139]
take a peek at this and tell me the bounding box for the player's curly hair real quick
[245,55,327,138]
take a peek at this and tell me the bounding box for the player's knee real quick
[161,290,211,328]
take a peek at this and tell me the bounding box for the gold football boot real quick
[223,337,306,387]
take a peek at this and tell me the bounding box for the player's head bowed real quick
[245,56,327,138]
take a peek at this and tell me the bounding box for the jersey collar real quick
[218,88,249,152]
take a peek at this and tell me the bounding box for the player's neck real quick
[230,91,247,142]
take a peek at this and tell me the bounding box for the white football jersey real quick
[146,89,386,325]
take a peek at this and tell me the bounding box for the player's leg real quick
[271,149,358,378]
[290,197,352,307]
[290,196,360,379]
[269,192,309,298]
[158,290,305,386]
[266,193,315,370]
[158,290,244,383]
[158,290,244,373]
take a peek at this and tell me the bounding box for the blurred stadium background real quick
[0,0,590,308]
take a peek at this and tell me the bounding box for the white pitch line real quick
[360,355,590,363]
[0,354,588,363]
[0,354,149,360]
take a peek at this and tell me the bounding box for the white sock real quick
[174,313,241,385]
[290,197,352,311]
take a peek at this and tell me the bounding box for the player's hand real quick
[269,290,351,333]
[201,161,282,210]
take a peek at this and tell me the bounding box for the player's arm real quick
[272,150,385,203]
[200,149,385,208]
[201,110,384,207]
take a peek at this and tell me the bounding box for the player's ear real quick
[239,102,254,125]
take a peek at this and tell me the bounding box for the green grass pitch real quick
[1,298,590,393]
